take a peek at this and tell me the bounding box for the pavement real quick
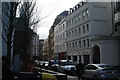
[67,75,77,80]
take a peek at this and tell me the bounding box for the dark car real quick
[51,60,59,71]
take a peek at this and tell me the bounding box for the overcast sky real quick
[36,0,81,39]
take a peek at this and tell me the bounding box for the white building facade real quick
[114,0,120,66]
[65,2,118,66]
[54,18,67,60]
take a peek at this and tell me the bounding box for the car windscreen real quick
[61,62,74,66]
[52,61,58,64]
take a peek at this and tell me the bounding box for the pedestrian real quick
[2,55,14,80]
[48,60,52,70]
[75,60,84,80]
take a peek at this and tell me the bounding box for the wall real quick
[92,39,119,66]
[89,2,113,38]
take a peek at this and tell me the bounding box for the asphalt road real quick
[67,73,120,80]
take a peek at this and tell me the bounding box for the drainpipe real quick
[110,1,115,37]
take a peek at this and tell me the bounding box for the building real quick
[48,26,55,60]
[39,39,44,60]
[64,1,119,66]
[114,1,120,65]
[43,38,49,60]
[54,18,67,60]
[53,11,68,59]
[31,33,39,60]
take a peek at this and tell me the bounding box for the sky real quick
[36,0,81,39]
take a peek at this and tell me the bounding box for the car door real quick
[83,65,92,78]
[83,65,98,78]
[88,65,98,78]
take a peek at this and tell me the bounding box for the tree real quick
[2,2,20,56]
[2,0,40,58]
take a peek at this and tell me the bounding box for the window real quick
[67,20,71,27]
[85,65,98,70]
[83,26,85,33]
[63,34,65,39]
[75,42,77,48]
[82,12,85,20]
[87,39,89,47]
[86,9,89,17]
[61,35,62,41]
[67,44,69,49]
[70,43,72,49]
[69,32,71,38]
[75,29,77,36]
[72,30,74,36]
[79,41,81,48]
[72,42,74,49]
[79,55,81,62]
[83,40,85,48]
[72,17,74,25]
[78,13,81,21]
[75,16,77,23]
[116,1,120,12]
[86,24,89,33]
[67,32,69,38]
[63,24,65,30]
[73,56,77,62]
[66,21,69,27]
[68,20,70,26]
[69,19,72,26]
[79,27,81,35]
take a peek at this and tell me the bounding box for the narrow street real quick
[1,1,120,80]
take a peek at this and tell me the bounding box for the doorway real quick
[92,45,100,64]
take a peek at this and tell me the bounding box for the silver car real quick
[83,64,118,80]
[58,60,76,75]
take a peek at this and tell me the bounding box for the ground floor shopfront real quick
[67,49,91,65]
[66,38,120,66]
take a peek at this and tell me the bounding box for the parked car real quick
[51,60,59,71]
[39,61,45,68]
[83,64,118,80]
[43,61,49,69]
[58,60,76,75]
